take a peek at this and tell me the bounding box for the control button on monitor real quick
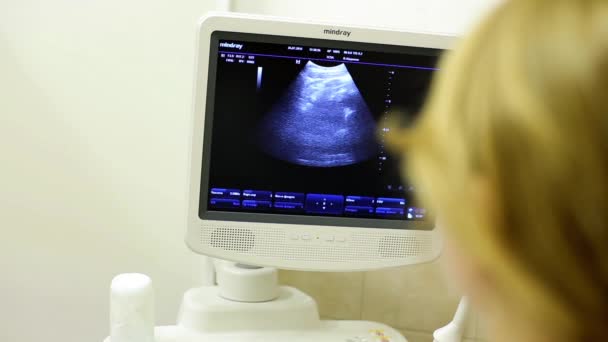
[209,198,241,209]
[302,234,311,240]
[274,192,305,212]
[325,235,335,242]
[375,207,405,217]
[274,192,305,202]
[376,197,406,208]
[242,200,272,210]
[305,194,344,215]
[344,206,375,216]
[274,202,305,211]
[210,188,241,199]
[242,190,273,201]
[336,236,347,242]
[345,196,375,207]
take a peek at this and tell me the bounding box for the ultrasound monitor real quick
[186,13,456,271]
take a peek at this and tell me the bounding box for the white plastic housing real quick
[177,286,319,332]
[215,261,279,302]
[186,12,456,271]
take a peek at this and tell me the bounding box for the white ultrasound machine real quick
[105,12,456,342]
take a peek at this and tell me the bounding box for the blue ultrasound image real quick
[257,61,377,167]
[204,37,439,222]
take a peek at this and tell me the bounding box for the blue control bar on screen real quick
[208,188,423,220]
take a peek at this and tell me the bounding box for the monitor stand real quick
[103,260,408,342]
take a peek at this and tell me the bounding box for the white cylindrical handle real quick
[110,273,155,342]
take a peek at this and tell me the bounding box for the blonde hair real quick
[391,0,608,340]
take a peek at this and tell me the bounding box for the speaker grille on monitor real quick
[210,227,255,252]
[378,235,431,258]
[200,221,438,269]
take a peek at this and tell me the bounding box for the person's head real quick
[390,0,608,341]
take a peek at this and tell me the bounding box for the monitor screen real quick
[199,32,441,230]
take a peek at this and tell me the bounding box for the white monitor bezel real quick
[186,12,456,271]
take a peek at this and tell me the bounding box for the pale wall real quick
[0,1,498,341]
[234,0,499,34]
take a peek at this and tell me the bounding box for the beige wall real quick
[279,260,486,342]
[0,1,215,341]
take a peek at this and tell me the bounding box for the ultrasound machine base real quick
[104,285,407,342]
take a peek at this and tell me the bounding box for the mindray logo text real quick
[323,28,351,37]
[219,42,243,50]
